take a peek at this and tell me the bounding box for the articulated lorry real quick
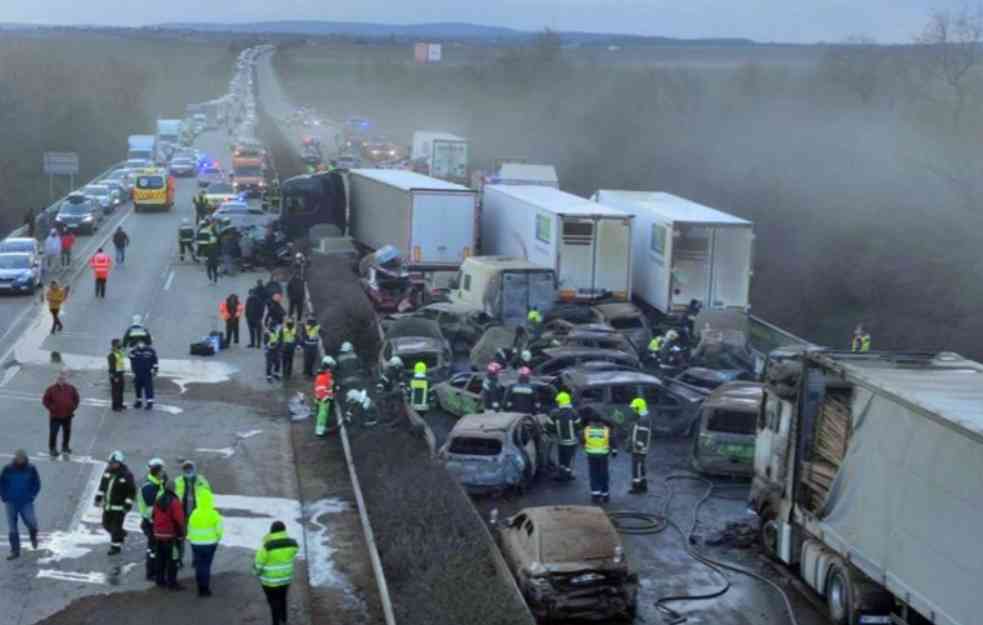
[752,349,983,625]
[411,131,469,184]
[482,185,633,302]
[448,256,556,327]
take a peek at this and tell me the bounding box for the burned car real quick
[497,505,638,622]
[530,323,638,358]
[532,347,640,378]
[359,245,422,313]
[590,302,652,352]
[690,382,761,477]
[435,371,557,417]
[391,302,496,353]
[439,412,546,493]
[379,317,452,382]
[673,366,753,392]
[560,369,706,437]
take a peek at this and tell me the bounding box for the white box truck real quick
[592,191,753,315]
[127,135,156,162]
[411,131,469,183]
[449,256,556,327]
[482,185,633,301]
[490,163,559,188]
[156,119,182,146]
[348,169,477,270]
[752,349,983,625]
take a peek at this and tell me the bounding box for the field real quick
[274,36,983,359]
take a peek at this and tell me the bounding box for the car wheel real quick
[759,505,780,560]
[826,561,855,625]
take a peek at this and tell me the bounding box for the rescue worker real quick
[409,361,431,413]
[193,190,208,224]
[129,338,158,411]
[377,356,405,396]
[481,362,504,410]
[196,220,218,280]
[548,391,580,481]
[152,478,186,590]
[628,397,651,494]
[302,316,321,378]
[88,247,112,298]
[187,488,224,597]
[264,325,282,383]
[123,314,153,348]
[107,338,127,412]
[527,306,543,340]
[205,231,221,285]
[517,349,533,369]
[175,460,212,520]
[279,318,298,379]
[646,333,664,364]
[336,341,361,389]
[504,367,537,414]
[254,521,299,625]
[95,450,136,555]
[138,458,167,580]
[314,358,336,436]
[852,324,871,353]
[582,411,616,504]
[219,293,244,346]
[178,218,197,262]
[345,389,378,428]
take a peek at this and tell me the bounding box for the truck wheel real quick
[826,561,855,625]
[758,505,779,560]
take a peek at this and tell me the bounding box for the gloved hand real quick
[94,495,103,506]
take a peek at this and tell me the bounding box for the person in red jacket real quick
[41,373,80,457]
[218,293,244,346]
[152,478,186,590]
[88,248,112,298]
[59,231,76,268]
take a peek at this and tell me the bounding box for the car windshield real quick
[208,183,234,194]
[0,255,29,269]
[84,186,108,197]
[608,316,644,330]
[0,241,32,253]
[707,409,756,435]
[448,437,502,456]
[137,176,164,189]
[218,204,249,214]
[61,200,90,214]
[400,351,440,369]
[235,166,262,177]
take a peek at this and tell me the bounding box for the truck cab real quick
[448,256,556,327]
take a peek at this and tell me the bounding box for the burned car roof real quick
[540,347,639,363]
[517,506,621,563]
[703,381,763,411]
[454,411,530,433]
[562,368,660,387]
[389,336,445,353]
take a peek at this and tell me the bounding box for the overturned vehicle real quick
[358,245,423,313]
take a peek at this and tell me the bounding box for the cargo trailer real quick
[410,131,469,183]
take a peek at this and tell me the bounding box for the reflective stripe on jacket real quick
[584,425,611,455]
[187,490,223,546]
[254,531,299,587]
[89,252,112,279]
[138,474,163,520]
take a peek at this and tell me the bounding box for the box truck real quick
[411,131,469,183]
[127,135,156,162]
[482,185,633,301]
[752,349,983,625]
[489,163,559,188]
[348,169,477,270]
[592,191,753,315]
[449,256,556,327]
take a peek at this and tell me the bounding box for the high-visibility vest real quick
[304,324,320,346]
[852,334,871,353]
[584,425,611,455]
[112,349,126,374]
[410,375,429,410]
[314,372,334,400]
[175,474,212,514]
[254,531,299,587]
[527,310,542,324]
[219,301,244,320]
[648,336,663,353]
[89,253,112,279]
[280,326,297,344]
[138,474,163,520]
[187,494,224,546]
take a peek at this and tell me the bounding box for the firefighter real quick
[377,356,405,396]
[582,410,615,504]
[548,391,580,481]
[279,318,298,379]
[504,367,537,414]
[107,338,126,412]
[178,218,197,262]
[193,190,209,224]
[646,334,664,364]
[409,362,431,413]
[264,325,282,383]
[852,324,871,353]
[527,306,543,340]
[95,450,136,555]
[628,397,651,494]
[129,339,159,411]
[481,362,504,410]
[138,458,166,580]
[345,389,378,428]
[336,341,361,389]
[302,317,321,378]
[314,358,336,437]
[122,314,153,348]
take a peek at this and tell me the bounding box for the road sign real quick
[43,152,79,176]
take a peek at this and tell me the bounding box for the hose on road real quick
[607,473,801,625]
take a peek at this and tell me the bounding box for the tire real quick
[826,561,856,625]
[758,505,780,561]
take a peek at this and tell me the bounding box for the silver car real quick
[439,411,546,493]
[0,253,41,295]
[83,184,114,215]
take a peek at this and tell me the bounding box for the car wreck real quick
[358,245,422,312]
[690,381,761,477]
[439,411,546,493]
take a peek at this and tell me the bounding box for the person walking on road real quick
[151,478,186,589]
[264,326,282,383]
[42,373,80,457]
[45,280,68,334]
[43,229,61,274]
[88,247,112,298]
[254,520,299,625]
[279,318,298,380]
[108,338,127,412]
[1,450,41,560]
[548,391,581,481]
[112,226,130,265]
[286,272,305,321]
[582,409,616,504]
[59,230,75,268]
[187,488,223,597]
[205,239,220,285]
[302,316,321,378]
[178,219,197,262]
[138,458,166,580]
[129,339,158,411]
[219,293,244,346]
[95,450,135,556]
[245,288,265,348]
[193,191,209,225]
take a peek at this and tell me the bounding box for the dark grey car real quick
[532,347,640,377]
[55,194,101,234]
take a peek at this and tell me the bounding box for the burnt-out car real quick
[690,382,762,477]
[435,371,557,417]
[673,367,753,392]
[439,411,546,493]
[560,369,707,437]
[359,245,421,313]
[530,323,639,358]
[391,302,496,353]
[497,505,638,622]
[532,347,640,378]
[379,317,453,382]
[590,302,652,352]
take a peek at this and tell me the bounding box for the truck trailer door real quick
[709,226,753,310]
[411,193,473,265]
[558,219,596,296]
[671,224,711,310]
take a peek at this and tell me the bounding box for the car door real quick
[439,373,475,416]
[517,417,541,477]
[643,383,685,435]
[608,384,638,430]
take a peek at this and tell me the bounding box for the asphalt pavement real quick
[0,129,361,625]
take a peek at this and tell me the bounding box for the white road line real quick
[0,365,21,387]
[69,464,105,532]
[36,569,107,585]
[163,269,175,291]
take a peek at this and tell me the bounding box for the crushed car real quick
[379,317,452,382]
[532,347,640,377]
[673,366,754,392]
[496,505,638,622]
[391,302,496,353]
[690,381,761,478]
[359,245,421,313]
[435,371,557,417]
[590,302,652,352]
[530,323,638,358]
[440,411,546,493]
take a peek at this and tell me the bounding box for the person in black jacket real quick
[286,273,306,321]
[245,288,265,348]
[264,293,286,330]
[95,450,136,555]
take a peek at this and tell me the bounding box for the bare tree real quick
[916,4,983,128]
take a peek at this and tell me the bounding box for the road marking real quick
[237,429,263,439]
[0,365,20,387]
[37,569,107,585]
[163,269,175,291]
[195,447,235,458]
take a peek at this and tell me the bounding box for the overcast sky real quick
[0,0,961,43]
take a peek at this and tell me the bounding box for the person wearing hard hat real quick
[409,361,431,413]
[504,367,537,415]
[122,314,153,348]
[851,324,871,353]
[335,341,361,390]
[178,218,197,262]
[628,397,652,494]
[548,391,580,481]
[377,356,405,396]
[527,306,543,341]
[481,362,504,410]
[138,458,167,580]
[94,450,136,555]
[314,357,336,436]
[646,333,664,364]
[345,389,378,428]
[301,316,321,378]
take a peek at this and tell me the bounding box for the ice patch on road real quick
[237,429,263,439]
[37,569,107,585]
[304,498,350,588]
[195,447,236,458]
[38,527,109,564]
[213,495,305,555]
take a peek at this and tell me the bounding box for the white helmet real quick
[388,356,404,369]
[132,314,142,325]
[346,389,366,404]
[147,457,165,469]
[665,329,679,342]
[521,350,532,362]
[321,356,336,369]
[181,218,190,225]
[340,342,353,354]
[109,450,126,463]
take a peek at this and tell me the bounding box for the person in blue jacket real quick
[0,450,41,559]
[129,339,159,411]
